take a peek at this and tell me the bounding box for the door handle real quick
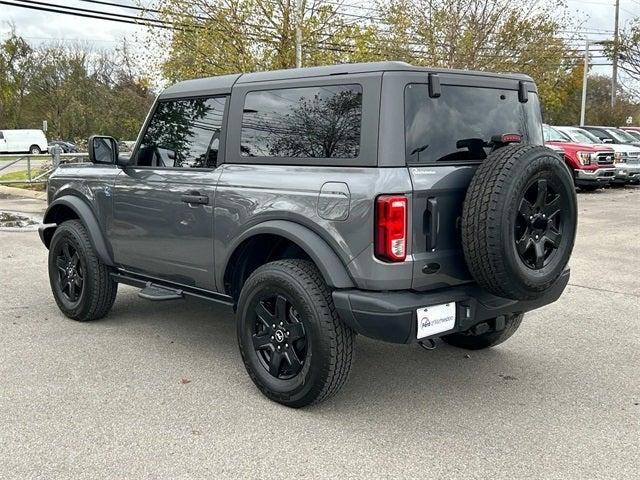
[181,193,209,205]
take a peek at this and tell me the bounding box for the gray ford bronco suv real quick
[40,62,577,407]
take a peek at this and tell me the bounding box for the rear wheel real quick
[442,314,524,350]
[29,145,41,154]
[48,220,117,321]
[236,259,355,408]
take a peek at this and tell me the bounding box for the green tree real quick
[370,0,579,112]
[0,27,37,128]
[154,0,379,80]
[0,32,154,141]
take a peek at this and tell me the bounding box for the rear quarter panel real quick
[214,164,414,291]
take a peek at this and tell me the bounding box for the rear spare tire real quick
[461,144,577,301]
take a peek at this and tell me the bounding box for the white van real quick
[0,129,48,154]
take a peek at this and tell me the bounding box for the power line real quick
[0,0,174,29]
[76,0,155,13]
[0,0,624,64]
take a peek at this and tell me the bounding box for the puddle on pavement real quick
[0,210,42,231]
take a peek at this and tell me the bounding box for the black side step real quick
[138,282,184,301]
[111,271,235,306]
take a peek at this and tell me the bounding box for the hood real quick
[600,143,640,154]
[545,140,614,152]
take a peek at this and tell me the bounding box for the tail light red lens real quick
[375,195,408,262]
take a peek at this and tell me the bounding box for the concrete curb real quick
[0,185,47,201]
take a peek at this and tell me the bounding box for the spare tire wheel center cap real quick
[274,329,285,343]
[530,213,549,233]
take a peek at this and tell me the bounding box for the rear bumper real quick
[333,269,570,344]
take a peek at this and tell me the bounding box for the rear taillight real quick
[375,195,407,262]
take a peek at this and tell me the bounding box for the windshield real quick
[543,125,569,142]
[625,130,640,141]
[404,84,543,164]
[567,128,599,144]
[605,128,636,143]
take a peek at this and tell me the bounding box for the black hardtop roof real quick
[159,61,534,99]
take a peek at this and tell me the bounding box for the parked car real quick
[620,127,640,142]
[0,129,48,154]
[39,62,577,407]
[48,140,79,153]
[581,126,640,147]
[555,126,640,185]
[543,124,616,191]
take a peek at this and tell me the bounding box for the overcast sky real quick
[1,0,638,81]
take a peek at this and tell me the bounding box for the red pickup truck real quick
[543,124,616,191]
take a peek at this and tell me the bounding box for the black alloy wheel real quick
[514,178,564,270]
[236,259,355,407]
[54,240,85,305]
[48,220,118,321]
[251,294,307,380]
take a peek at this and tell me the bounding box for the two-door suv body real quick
[40,62,577,407]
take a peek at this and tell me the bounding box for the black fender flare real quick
[39,195,115,266]
[220,220,355,290]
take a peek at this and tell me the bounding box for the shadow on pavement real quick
[95,287,547,416]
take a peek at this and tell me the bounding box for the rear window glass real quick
[241,84,362,158]
[405,84,543,164]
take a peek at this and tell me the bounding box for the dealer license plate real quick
[416,302,456,339]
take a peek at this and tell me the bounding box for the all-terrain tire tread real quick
[239,259,355,406]
[50,220,117,321]
[462,144,567,300]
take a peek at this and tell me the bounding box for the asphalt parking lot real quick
[0,187,638,479]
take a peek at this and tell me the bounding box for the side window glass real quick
[241,84,362,158]
[136,96,226,168]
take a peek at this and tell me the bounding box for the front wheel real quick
[48,220,118,321]
[441,314,524,350]
[236,259,355,407]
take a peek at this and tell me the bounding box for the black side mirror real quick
[88,135,119,164]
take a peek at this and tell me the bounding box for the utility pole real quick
[611,0,620,108]
[295,0,303,68]
[580,39,590,126]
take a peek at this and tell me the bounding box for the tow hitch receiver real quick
[418,339,437,350]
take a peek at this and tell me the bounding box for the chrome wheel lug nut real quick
[535,235,539,239]
[272,324,276,329]
[271,336,274,340]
